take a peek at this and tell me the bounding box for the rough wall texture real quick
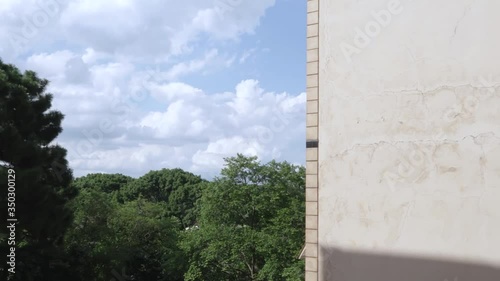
[315,0,500,280]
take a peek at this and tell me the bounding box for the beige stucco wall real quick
[312,0,500,280]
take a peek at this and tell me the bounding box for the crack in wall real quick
[329,132,500,158]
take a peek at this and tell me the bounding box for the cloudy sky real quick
[0,0,306,179]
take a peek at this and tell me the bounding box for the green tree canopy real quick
[71,173,134,204]
[64,189,185,281]
[182,154,305,281]
[0,59,76,281]
[121,168,206,228]
[72,173,134,194]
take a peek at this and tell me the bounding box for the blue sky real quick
[0,0,306,178]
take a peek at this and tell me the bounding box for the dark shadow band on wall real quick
[320,247,500,281]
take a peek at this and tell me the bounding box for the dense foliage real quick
[62,157,305,281]
[182,155,305,281]
[0,59,76,281]
[1,60,305,280]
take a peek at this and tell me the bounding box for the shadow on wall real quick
[320,247,500,281]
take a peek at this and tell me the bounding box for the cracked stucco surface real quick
[318,0,500,279]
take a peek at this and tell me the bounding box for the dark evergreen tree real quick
[0,59,77,280]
